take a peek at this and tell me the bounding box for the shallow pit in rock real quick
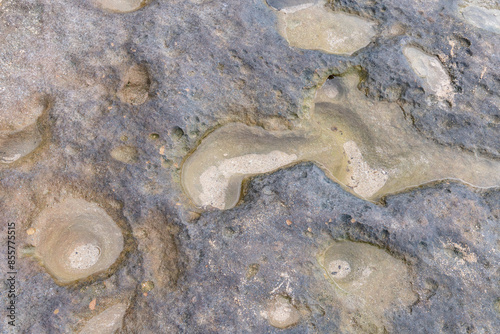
[117,64,151,105]
[274,3,377,55]
[266,295,300,329]
[0,123,42,164]
[28,198,124,284]
[92,0,150,13]
[318,240,417,331]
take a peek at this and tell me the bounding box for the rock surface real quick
[0,0,499,333]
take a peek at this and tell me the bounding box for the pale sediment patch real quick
[79,303,128,334]
[461,5,500,34]
[0,96,47,164]
[93,0,149,13]
[182,71,500,210]
[199,151,298,209]
[343,141,388,199]
[69,244,101,270]
[403,46,452,98]
[276,5,377,55]
[266,296,300,329]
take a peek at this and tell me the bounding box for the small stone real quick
[141,281,155,293]
[286,220,292,225]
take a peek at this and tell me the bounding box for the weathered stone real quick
[0,0,498,332]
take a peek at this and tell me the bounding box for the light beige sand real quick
[267,296,300,329]
[69,244,101,270]
[199,151,298,209]
[28,198,124,284]
[93,0,147,13]
[343,141,388,198]
[327,259,351,279]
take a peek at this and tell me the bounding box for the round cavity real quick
[93,0,149,13]
[327,259,351,279]
[28,198,124,284]
[267,296,300,329]
[69,244,101,270]
[0,123,42,164]
[322,81,341,99]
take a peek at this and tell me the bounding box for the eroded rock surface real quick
[0,0,499,333]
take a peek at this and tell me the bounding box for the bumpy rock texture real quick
[0,0,499,333]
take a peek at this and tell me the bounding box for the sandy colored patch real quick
[403,46,452,98]
[319,240,417,331]
[69,244,101,270]
[199,151,297,209]
[276,4,377,55]
[28,198,124,284]
[93,0,148,13]
[110,145,138,164]
[343,141,388,198]
[267,296,300,329]
[0,123,42,164]
[117,64,150,105]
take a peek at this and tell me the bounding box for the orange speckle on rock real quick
[89,298,97,310]
[53,309,59,315]
[26,228,35,235]
[286,220,292,226]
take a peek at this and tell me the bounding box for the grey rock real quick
[0,0,498,332]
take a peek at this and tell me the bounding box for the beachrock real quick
[0,0,498,333]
